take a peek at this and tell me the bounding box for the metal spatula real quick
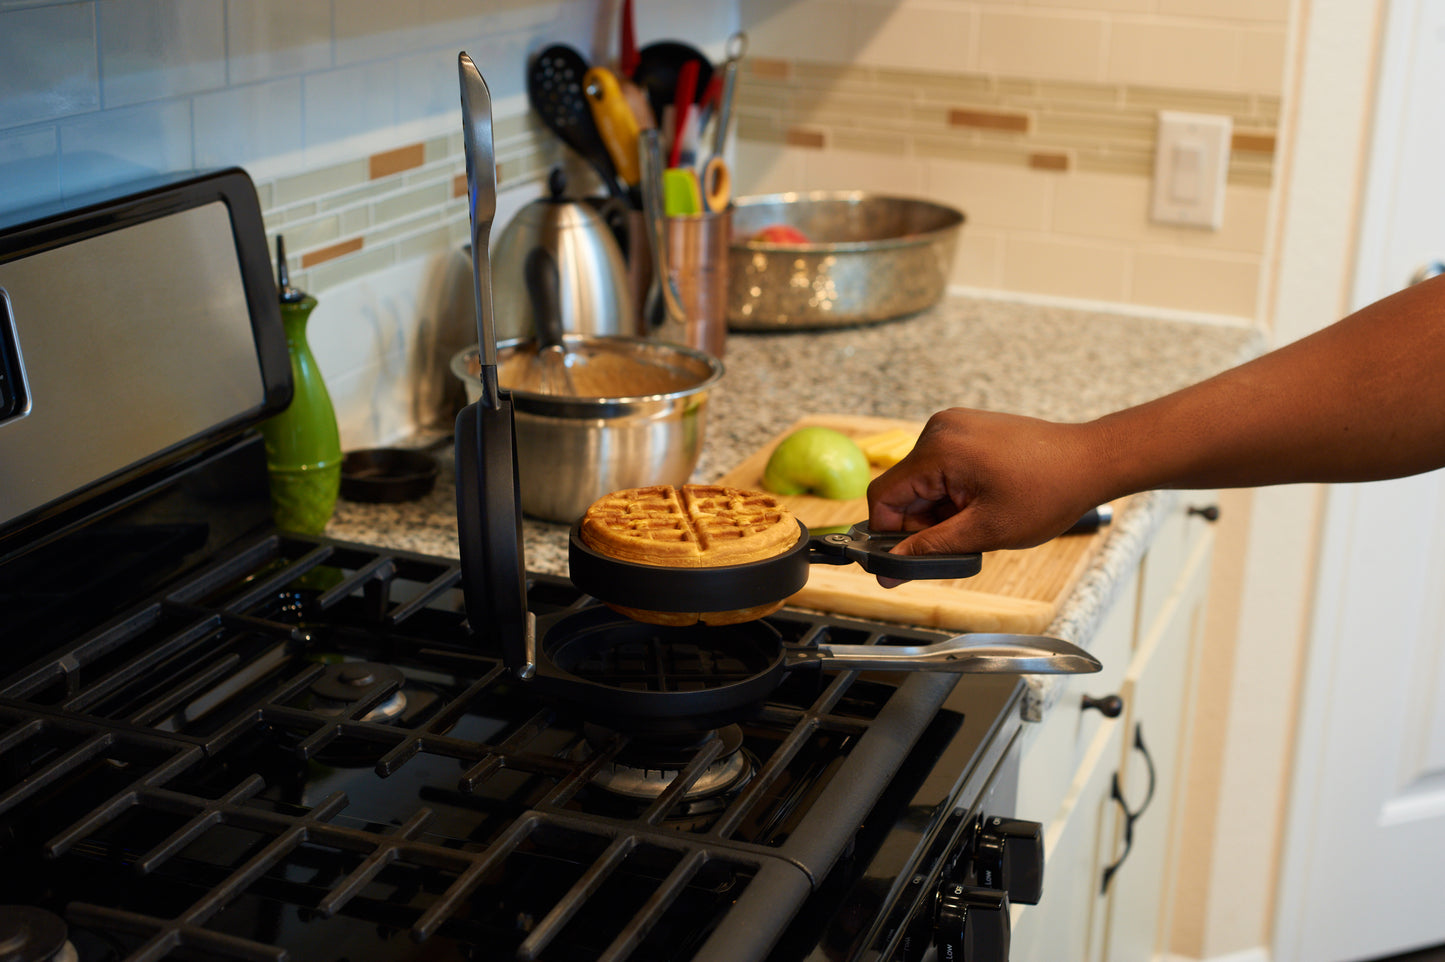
[454,52,531,673]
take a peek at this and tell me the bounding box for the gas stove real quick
[0,163,1045,961]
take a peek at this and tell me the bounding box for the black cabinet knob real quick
[1082,693,1124,717]
[974,816,1045,905]
[935,883,1010,962]
[1188,504,1221,522]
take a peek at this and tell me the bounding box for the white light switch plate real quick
[1150,111,1232,229]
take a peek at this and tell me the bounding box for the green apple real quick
[762,426,871,499]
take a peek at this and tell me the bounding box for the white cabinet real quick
[1011,494,1216,961]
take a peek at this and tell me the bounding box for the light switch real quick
[1150,111,1232,229]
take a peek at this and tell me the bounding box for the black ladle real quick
[634,41,714,134]
[527,44,628,199]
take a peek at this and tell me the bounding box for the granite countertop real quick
[326,293,1264,717]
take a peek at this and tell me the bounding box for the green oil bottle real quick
[260,236,342,534]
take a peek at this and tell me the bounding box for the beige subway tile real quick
[1027,0,1150,10]
[275,213,342,253]
[1033,109,1156,146]
[923,157,1054,232]
[792,62,878,92]
[1002,235,1129,301]
[272,160,369,207]
[738,112,788,144]
[1123,85,1257,121]
[341,207,371,235]
[253,180,274,210]
[850,0,974,74]
[978,12,1106,83]
[1239,28,1288,96]
[493,112,532,144]
[367,208,447,246]
[423,136,452,165]
[1130,250,1260,317]
[915,133,1037,167]
[1159,0,1290,23]
[739,0,853,62]
[1107,21,1244,92]
[301,237,364,269]
[271,201,319,224]
[733,140,810,196]
[372,182,451,224]
[954,229,1005,288]
[1053,171,1270,253]
[1018,80,1123,108]
[307,244,398,293]
[801,146,925,194]
[1074,145,1155,178]
[788,88,928,126]
[317,179,394,213]
[829,127,911,156]
[888,68,996,103]
[1226,161,1274,189]
[396,223,455,264]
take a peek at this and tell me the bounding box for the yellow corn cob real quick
[855,428,919,467]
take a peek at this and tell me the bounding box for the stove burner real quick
[308,660,407,722]
[0,907,77,962]
[584,724,755,801]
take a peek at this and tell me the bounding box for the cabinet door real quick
[1099,525,1214,960]
[1010,718,1124,962]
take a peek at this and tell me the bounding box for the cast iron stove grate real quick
[0,531,967,962]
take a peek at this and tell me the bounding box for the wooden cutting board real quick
[716,414,1123,633]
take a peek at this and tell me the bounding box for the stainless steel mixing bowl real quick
[450,337,724,523]
[728,191,964,329]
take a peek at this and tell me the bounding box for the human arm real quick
[867,275,1445,559]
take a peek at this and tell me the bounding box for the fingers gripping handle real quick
[808,524,982,581]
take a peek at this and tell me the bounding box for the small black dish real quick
[339,448,439,503]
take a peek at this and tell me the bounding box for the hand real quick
[866,408,1108,585]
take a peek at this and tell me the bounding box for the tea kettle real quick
[491,167,635,342]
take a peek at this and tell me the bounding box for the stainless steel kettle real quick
[491,167,635,342]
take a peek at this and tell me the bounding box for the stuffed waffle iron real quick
[451,62,1098,735]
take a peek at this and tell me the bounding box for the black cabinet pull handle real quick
[1100,723,1157,893]
[1188,504,1221,522]
[1081,693,1123,717]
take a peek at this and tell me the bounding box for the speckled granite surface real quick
[326,293,1264,720]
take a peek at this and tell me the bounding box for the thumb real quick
[874,511,985,589]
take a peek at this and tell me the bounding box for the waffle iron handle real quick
[807,523,982,581]
[789,633,1103,675]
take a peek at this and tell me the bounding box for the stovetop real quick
[0,495,1022,962]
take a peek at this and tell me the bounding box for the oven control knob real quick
[934,882,1009,962]
[975,816,1045,905]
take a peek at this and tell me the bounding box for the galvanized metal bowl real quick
[450,337,723,523]
[728,191,965,329]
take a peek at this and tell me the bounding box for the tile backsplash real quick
[1,0,1292,448]
[734,0,1289,321]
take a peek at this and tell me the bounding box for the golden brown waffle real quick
[579,484,801,569]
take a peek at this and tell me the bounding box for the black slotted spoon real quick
[528,44,627,199]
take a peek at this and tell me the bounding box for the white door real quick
[1273,1,1445,959]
